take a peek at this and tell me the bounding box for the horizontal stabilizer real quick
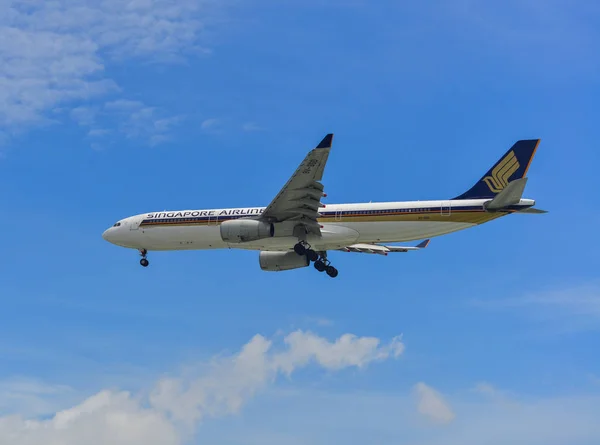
[484,177,528,210]
[517,207,548,214]
[340,239,430,255]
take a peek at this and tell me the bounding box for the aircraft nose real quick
[102,223,134,247]
[102,228,113,242]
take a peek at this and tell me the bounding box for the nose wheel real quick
[139,249,149,267]
[294,242,338,278]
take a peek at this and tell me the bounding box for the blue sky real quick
[1,0,599,444]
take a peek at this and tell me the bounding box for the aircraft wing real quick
[339,239,430,255]
[260,134,332,235]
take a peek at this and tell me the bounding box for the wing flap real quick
[284,207,322,219]
[289,197,325,211]
[340,239,430,255]
[343,244,390,255]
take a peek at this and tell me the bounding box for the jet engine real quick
[259,251,309,271]
[220,219,275,243]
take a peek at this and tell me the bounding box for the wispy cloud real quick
[428,388,600,445]
[105,100,184,146]
[0,0,220,144]
[214,382,600,445]
[472,282,600,332]
[414,382,455,425]
[70,106,100,127]
[242,122,263,132]
[470,382,517,405]
[305,316,334,327]
[472,382,500,398]
[0,329,403,445]
[69,100,184,147]
[0,377,76,418]
[589,374,600,386]
[200,117,221,132]
[448,0,600,76]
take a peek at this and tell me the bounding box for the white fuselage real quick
[102,198,535,252]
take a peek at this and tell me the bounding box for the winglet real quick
[316,133,334,149]
[416,239,430,248]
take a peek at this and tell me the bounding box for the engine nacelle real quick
[220,219,274,243]
[259,251,309,272]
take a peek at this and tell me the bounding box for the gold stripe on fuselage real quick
[140,210,507,228]
[317,210,504,225]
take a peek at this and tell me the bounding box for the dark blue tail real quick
[453,139,540,200]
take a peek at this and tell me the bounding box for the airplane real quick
[102,134,545,278]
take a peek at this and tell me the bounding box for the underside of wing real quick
[260,134,333,235]
[340,239,430,255]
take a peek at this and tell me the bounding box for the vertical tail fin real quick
[453,139,540,200]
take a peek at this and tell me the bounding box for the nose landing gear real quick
[139,249,149,267]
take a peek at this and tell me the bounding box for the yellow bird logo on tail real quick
[482,150,520,193]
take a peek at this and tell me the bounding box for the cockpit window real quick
[113,222,122,227]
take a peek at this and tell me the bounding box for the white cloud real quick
[0,329,404,445]
[273,331,404,375]
[0,391,180,445]
[414,382,455,425]
[0,0,219,144]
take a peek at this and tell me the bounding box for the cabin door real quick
[441,202,451,216]
[208,213,218,225]
[129,216,142,230]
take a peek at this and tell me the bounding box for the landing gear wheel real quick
[294,243,306,256]
[306,249,319,262]
[326,265,338,278]
[314,260,326,272]
[139,249,149,267]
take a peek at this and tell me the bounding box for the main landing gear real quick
[139,249,149,267]
[293,242,338,278]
